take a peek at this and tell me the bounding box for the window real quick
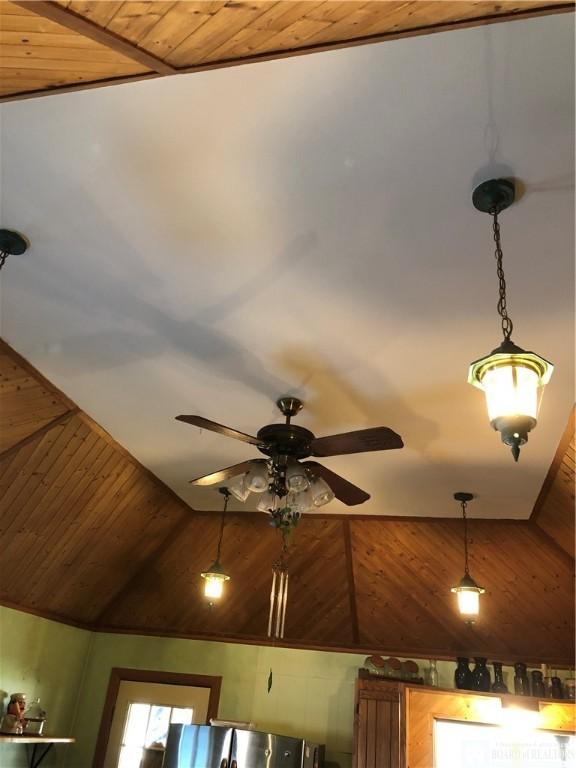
[117,703,194,768]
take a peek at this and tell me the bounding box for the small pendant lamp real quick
[201,488,231,604]
[451,492,484,623]
[469,179,553,461]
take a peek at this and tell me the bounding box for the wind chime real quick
[265,459,297,642]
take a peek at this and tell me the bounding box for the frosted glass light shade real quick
[468,340,553,459]
[245,461,269,493]
[286,462,310,493]
[201,563,230,601]
[310,476,335,507]
[451,573,485,622]
[227,473,250,502]
[256,490,277,513]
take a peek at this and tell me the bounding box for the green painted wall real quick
[70,633,367,768]
[0,606,92,768]
[4,606,556,768]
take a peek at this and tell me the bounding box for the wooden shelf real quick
[0,736,74,744]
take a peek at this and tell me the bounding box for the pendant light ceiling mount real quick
[0,228,29,270]
[472,178,515,214]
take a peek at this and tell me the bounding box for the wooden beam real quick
[10,1,177,75]
[342,517,360,644]
[530,404,575,523]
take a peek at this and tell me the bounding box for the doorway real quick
[93,669,221,768]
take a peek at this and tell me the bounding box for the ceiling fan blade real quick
[176,415,262,446]
[311,427,403,457]
[303,461,370,506]
[189,460,255,486]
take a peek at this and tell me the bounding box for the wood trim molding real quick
[11,0,177,75]
[342,518,360,645]
[531,404,575,523]
[92,668,221,768]
[0,408,77,463]
[0,598,92,631]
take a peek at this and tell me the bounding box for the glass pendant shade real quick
[227,473,251,502]
[201,562,230,600]
[310,476,335,507]
[245,460,269,493]
[286,461,310,493]
[451,573,485,621]
[469,340,553,460]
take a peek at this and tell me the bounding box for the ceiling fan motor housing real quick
[256,424,315,459]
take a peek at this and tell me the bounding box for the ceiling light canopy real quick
[469,179,553,462]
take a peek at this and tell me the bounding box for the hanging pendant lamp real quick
[469,179,553,461]
[451,492,484,623]
[201,488,231,604]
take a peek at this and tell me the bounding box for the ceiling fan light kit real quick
[178,397,404,522]
[469,178,553,461]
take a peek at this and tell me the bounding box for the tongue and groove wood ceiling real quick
[1,0,574,100]
[1,340,573,664]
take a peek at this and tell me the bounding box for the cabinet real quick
[353,678,403,768]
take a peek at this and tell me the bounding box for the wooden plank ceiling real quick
[1,339,574,663]
[1,1,574,101]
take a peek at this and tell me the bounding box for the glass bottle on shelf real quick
[531,670,545,698]
[454,658,473,690]
[427,660,439,687]
[514,663,530,696]
[551,676,564,699]
[491,662,508,693]
[472,658,491,692]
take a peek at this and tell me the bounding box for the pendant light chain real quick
[491,209,514,342]
[216,488,230,562]
[461,498,470,576]
[0,250,9,271]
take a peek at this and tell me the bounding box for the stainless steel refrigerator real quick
[164,724,324,768]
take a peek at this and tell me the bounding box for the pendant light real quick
[201,488,231,604]
[451,492,484,623]
[469,179,553,461]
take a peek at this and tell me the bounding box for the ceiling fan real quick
[176,397,403,507]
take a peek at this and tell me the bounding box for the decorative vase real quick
[454,657,473,690]
[514,662,530,696]
[491,662,508,693]
[472,658,491,692]
[551,677,564,699]
[531,670,545,698]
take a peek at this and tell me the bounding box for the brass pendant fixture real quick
[451,492,484,623]
[201,488,231,604]
[469,179,553,461]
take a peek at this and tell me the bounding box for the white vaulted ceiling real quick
[0,14,573,518]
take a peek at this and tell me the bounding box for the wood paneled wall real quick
[2,1,574,101]
[0,339,574,664]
